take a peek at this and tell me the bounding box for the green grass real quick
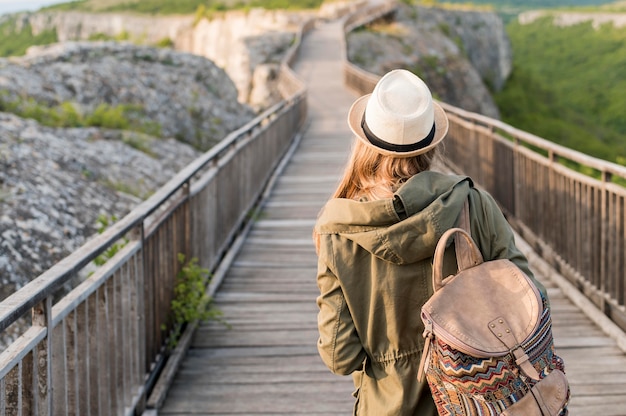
[425,0,618,11]
[495,16,626,165]
[419,0,620,21]
[42,0,325,14]
[0,94,162,139]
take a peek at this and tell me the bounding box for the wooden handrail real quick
[438,102,626,182]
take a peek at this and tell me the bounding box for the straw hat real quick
[347,69,449,158]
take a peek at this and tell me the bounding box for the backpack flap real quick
[422,228,543,361]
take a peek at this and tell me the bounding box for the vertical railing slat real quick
[1,377,6,415]
[5,362,19,415]
[21,352,33,416]
[87,294,100,416]
[51,317,66,415]
[75,300,88,416]
[97,286,110,416]
[121,261,130,409]
[65,311,77,415]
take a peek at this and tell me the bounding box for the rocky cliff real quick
[0,112,200,302]
[1,42,255,150]
[15,3,511,117]
[347,3,512,118]
[0,42,253,309]
[21,8,313,111]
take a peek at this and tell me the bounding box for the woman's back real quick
[313,69,544,415]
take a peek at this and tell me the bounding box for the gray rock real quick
[418,6,512,92]
[346,4,512,118]
[15,9,308,111]
[0,41,256,151]
[0,112,201,304]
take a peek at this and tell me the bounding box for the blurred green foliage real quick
[0,20,57,57]
[422,0,620,22]
[428,0,617,10]
[0,94,162,137]
[495,17,626,164]
[43,0,325,14]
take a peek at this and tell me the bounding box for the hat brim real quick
[347,94,449,158]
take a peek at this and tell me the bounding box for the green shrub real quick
[156,37,174,48]
[58,102,83,126]
[88,33,114,41]
[121,132,157,157]
[163,254,225,349]
[86,103,130,129]
[438,22,451,36]
[40,0,87,12]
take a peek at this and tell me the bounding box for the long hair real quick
[334,139,438,201]
[313,139,439,252]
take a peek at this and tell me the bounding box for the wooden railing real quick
[0,19,312,416]
[343,11,626,333]
[441,104,626,330]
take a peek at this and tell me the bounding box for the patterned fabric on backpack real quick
[426,297,569,416]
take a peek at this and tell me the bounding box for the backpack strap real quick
[454,199,476,271]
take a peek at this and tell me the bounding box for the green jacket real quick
[314,171,546,415]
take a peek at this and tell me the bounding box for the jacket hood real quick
[315,171,472,264]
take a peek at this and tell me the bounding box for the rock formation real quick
[0,42,254,309]
[0,42,255,150]
[346,4,512,118]
[20,8,313,111]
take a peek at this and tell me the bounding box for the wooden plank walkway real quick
[159,19,626,416]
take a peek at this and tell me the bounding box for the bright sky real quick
[0,0,69,15]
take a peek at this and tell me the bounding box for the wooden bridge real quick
[2,3,626,415]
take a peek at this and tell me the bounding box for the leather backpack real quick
[418,201,570,415]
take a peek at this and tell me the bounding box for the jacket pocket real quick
[501,369,569,416]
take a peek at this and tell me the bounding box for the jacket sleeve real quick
[316,239,367,376]
[469,189,548,299]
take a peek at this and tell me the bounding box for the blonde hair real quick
[334,139,438,201]
[313,139,439,252]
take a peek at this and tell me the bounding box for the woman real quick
[313,69,547,415]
